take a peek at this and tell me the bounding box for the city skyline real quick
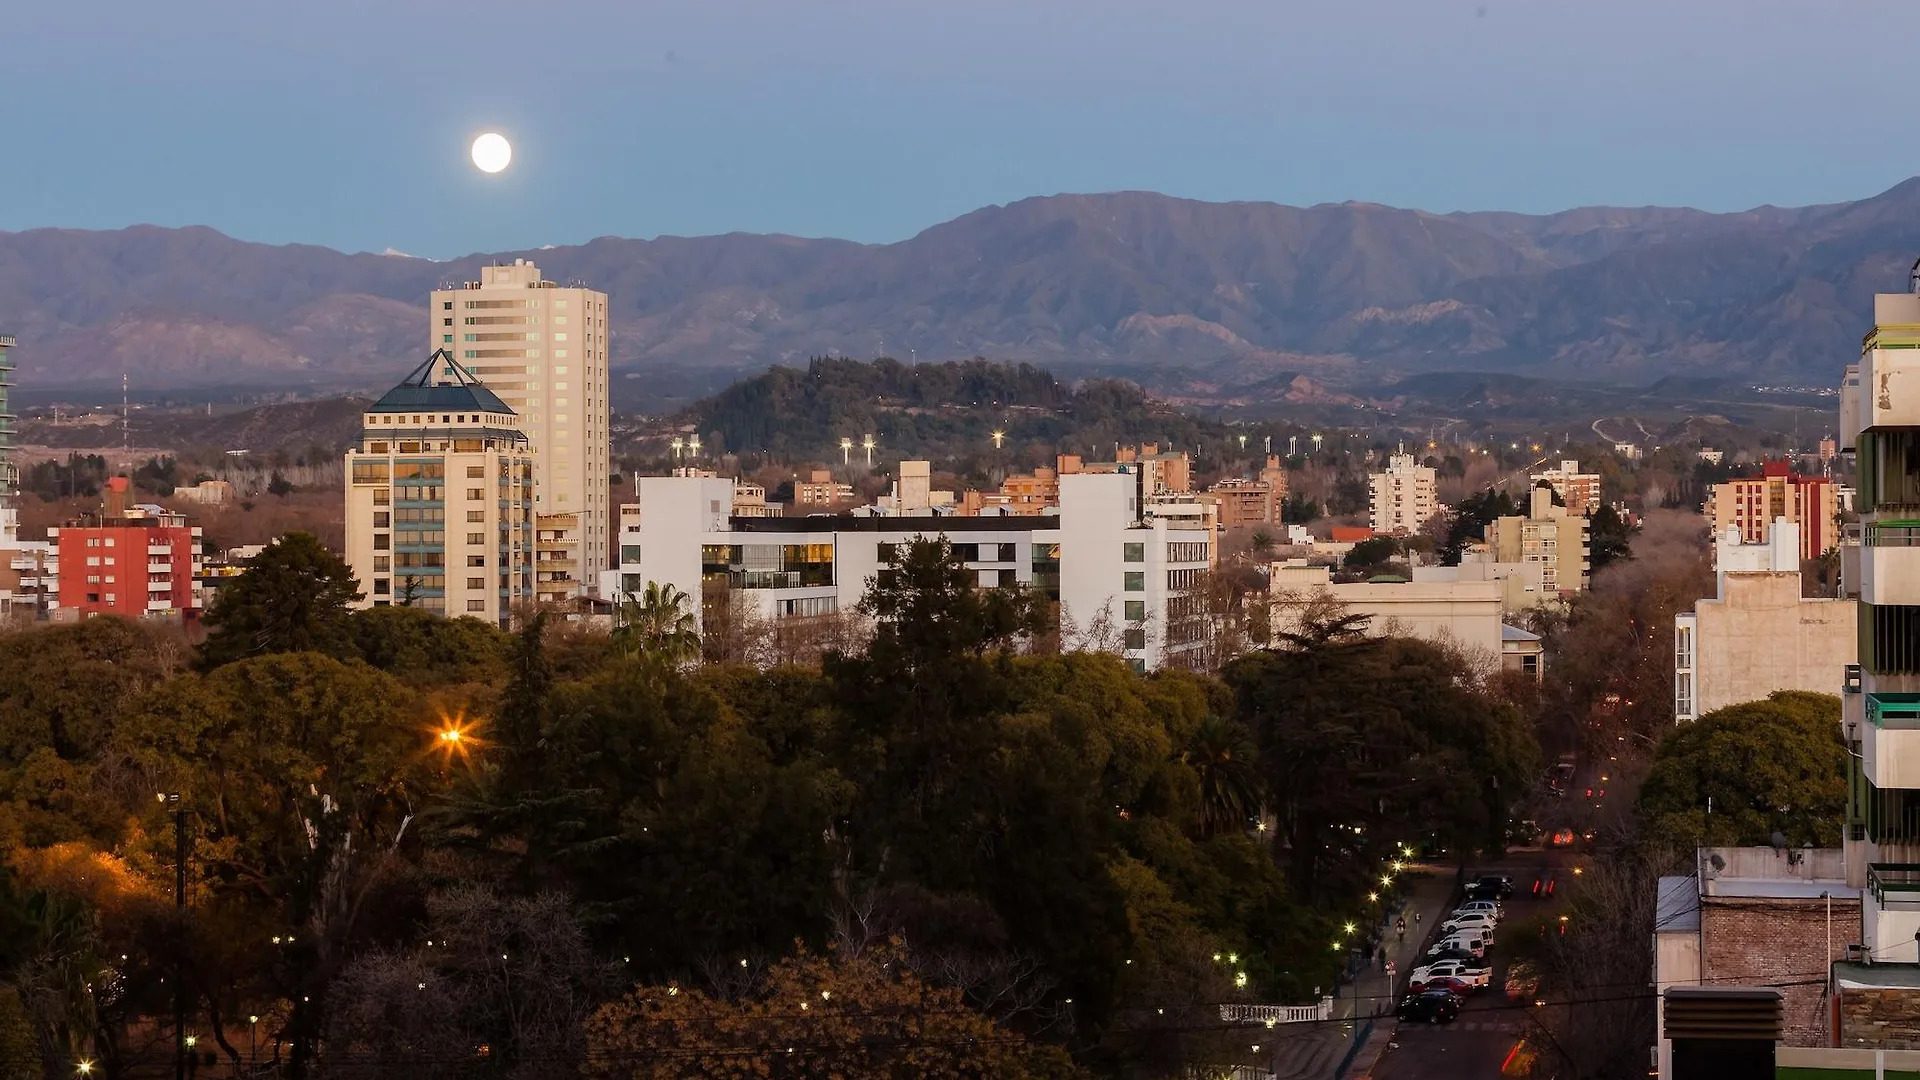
[7,1,1920,256]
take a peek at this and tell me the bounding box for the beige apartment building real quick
[1368,452,1437,536]
[1672,520,1855,722]
[1268,562,1541,676]
[1202,456,1290,529]
[1484,486,1590,595]
[432,260,609,593]
[344,353,536,626]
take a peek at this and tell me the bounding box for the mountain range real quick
[5,179,1917,404]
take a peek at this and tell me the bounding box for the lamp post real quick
[159,792,189,1080]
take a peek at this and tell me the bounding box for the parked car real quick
[1455,900,1503,918]
[1465,874,1514,899]
[1421,947,1490,971]
[1409,960,1490,989]
[1441,912,1498,935]
[1411,975,1477,998]
[1430,933,1486,958]
[1397,990,1462,1024]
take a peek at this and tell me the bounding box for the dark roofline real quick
[370,349,515,415]
[729,514,1056,534]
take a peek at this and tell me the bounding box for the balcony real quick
[1864,695,1920,788]
[1865,528,1920,605]
[148,544,173,556]
[1863,346,1920,434]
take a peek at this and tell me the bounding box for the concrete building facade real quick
[1840,283,1920,961]
[1673,521,1857,722]
[1484,486,1591,595]
[1202,456,1290,529]
[605,468,1215,671]
[1709,461,1838,562]
[1529,459,1603,517]
[343,352,536,626]
[432,260,609,590]
[1268,562,1539,674]
[1368,452,1437,536]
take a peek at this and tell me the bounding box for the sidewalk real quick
[1332,866,1459,1079]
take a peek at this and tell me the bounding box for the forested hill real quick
[684,356,1235,466]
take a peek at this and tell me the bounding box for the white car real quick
[1455,900,1502,918]
[1442,912,1497,934]
[1409,960,1491,990]
[1429,933,1486,957]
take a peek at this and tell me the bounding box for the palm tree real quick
[1185,715,1263,838]
[613,582,702,666]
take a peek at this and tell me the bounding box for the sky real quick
[5,0,1919,258]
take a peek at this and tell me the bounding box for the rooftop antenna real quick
[121,373,129,470]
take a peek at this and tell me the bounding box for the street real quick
[1370,847,1577,1080]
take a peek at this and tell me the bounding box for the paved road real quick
[1369,850,1575,1080]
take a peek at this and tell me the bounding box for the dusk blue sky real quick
[5,0,1916,258]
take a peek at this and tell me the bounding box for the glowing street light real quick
[669,437,684,459]
[991,430,1005,449]
[840,437,853,465]
[861,434,876,466]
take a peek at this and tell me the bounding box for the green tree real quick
[1343,537,1399,573]
[1589,504,1638,570]
[346,605,511,685]
[197,532,361,669]
[1182,716,1260,838]
[1637,691,1846,847]
[612,582,702,666]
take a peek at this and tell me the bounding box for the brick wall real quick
[1700,896,1859,1046]
[1839,987,1920,1048]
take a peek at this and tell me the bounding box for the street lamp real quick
[840,437,853,465]
[861,434,875,467]
[158,792,190,1080]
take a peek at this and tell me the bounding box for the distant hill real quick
[16,397,369,455]
[4,181,1917,398]
[683,356,1233,467]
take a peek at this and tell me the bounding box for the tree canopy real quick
[197,531,361,668]
[1637,691,1846,848]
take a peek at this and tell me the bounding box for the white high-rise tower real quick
[431,260,610,597]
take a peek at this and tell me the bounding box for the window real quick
[467,466,485,478]
[86,556,99,567]
[466,488,484,500]
[467,555,486,567]
[1124,628,1147,650]
[467,599,487,612]
[467,511,485,523]
[1125,600,1146,621]
[1124,571,1145,592]
[373,557,390,572]
[443,301,452,310]
[1675,625,1694,670]
[1123,542,1145,563]
[373,512,390,528]
[442,335,452,343]
[467,532,486,545]
[620,544,642,563]
[1128,658,1147,675]
[467,577,485,590]
[1675,672,1694,719]
[373,579,390,595]
[373,535,390,550]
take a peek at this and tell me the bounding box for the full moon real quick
[471,132,512,174]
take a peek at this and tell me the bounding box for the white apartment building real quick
[1839,279,1920,953]
[343,352,536,626]
[1267,562,1541,675]
[1672,521,1856,722]
[603,468,1215,671]
[1529,459,1603,517]
[1368,452,1437,536]
[432,260,609,592]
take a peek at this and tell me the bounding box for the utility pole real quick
[163,793,188,1080]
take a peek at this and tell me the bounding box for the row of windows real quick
[1167,541,1210,563]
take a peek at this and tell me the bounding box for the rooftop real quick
[1501,624,1541,642]
[370,350,515,415]
[1707,878,1858,901]
[1834,961,1920,991]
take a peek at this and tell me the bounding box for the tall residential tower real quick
[344,351,536,626]
[1841,274,1920,956]
[432,261,609,595]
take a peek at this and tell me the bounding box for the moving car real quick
[1548,828,1577,848]
[1397,989,1462,1024]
